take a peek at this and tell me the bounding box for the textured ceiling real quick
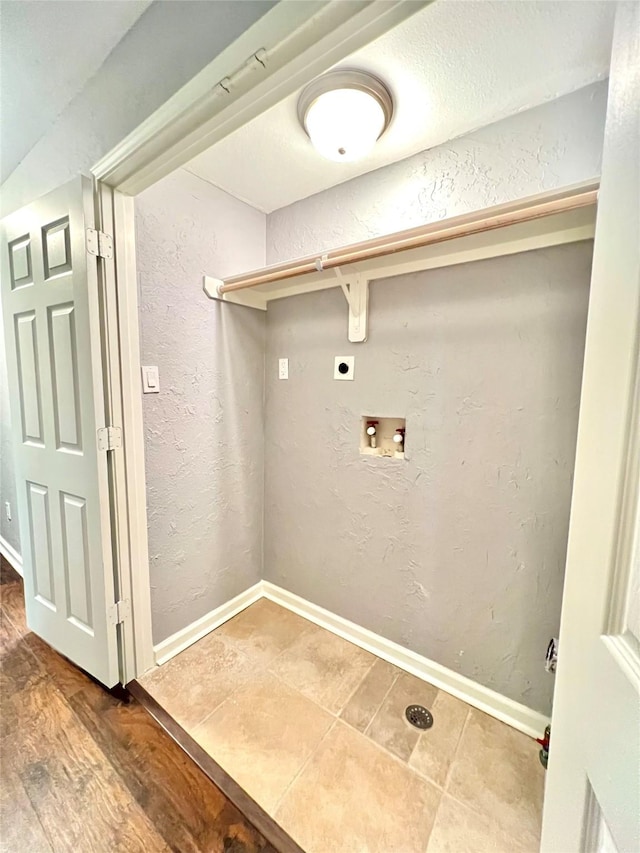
[187,0,614,213]
[0,0,151,183]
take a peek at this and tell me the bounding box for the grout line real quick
[189,677,250,738]
[431,786,541,850]
[265,624,375,719]
[362,670,400,738]
[187,651,264,734]
[271,718,338,817]
[340,715,447,792]
[406,691,473,778]
[438,714,544,845]
[442,707,472,794]
[334,654,377,717]
[423,784,446,853]
[151,628,262,734]
[264,663,326,711]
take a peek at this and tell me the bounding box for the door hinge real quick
[97,426,122,451]
[108,599,131,626]
[86,228,113,259]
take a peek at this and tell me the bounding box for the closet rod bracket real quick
[203,276,267,311]
[203,276,225,299]
[335,268,369,342]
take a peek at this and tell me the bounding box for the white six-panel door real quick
[1,176,120,686]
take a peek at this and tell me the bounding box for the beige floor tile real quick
[275,720,442,853]
[409,691,470,786]
[269,626,376,714]
[213,598,313,665]
[427,794,538,853]
[139,632,255,730]
[365,670,438,761]
[192,672,334,813]
[341,657,400,732]
[446,709,544,844]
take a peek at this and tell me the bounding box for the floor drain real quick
[405,704,433,730]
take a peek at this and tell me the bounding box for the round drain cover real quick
[405,704,433,730]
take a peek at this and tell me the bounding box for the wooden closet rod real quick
[218,183,598,295]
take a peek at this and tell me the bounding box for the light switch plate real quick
[142,365,160,393]
[334,356,355,380]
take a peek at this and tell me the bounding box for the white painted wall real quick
[135,169,266,643]
[267,82,607,262]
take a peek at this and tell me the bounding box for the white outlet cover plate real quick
[334,356,355,380]
[279,358,289,380]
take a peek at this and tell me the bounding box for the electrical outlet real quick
[278,358,289,380]
[4,502,11,522]
[334,356,355,381]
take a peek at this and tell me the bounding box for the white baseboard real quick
[262,581,550,739]
[0,536,23,577]
[152,582,263,666]
[151,577,549,738]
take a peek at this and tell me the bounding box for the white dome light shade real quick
[305,88,386,162]
[299,70,393,163]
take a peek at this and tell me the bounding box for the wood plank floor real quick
[0,556,276,853]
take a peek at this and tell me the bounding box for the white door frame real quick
[96,182,154,678]
[93,0,432,677]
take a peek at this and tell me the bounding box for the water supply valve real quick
[536,725,551,769]
[366,420,378,448]
[393,427,405,454]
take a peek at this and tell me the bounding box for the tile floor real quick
[140,598,545,853]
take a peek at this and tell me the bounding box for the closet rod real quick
[218,183,598,294]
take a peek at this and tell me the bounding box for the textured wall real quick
[136,169,266,643]
[264,242,592,715]
[0,0,274,216]
[0,301,20,555]
[267,82,607,263]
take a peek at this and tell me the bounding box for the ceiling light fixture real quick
[298,69,393,163]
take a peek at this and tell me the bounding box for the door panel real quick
[1,176,119,686]
[14,310,44,444]
[49,302,82,451]
[60,490,92,631]
[27,481,54,605]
